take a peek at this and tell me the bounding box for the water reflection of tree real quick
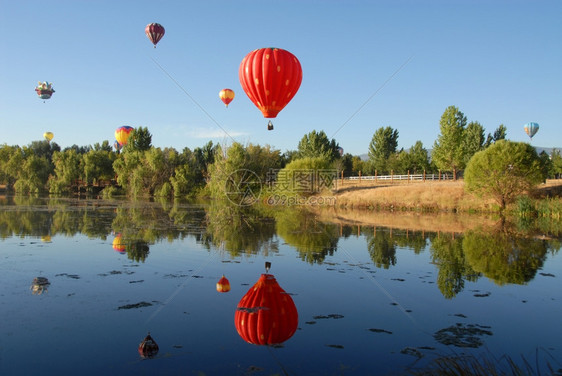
[274,208,339,264]
[202,202,278,257]
[462,229,548,285]
[361,227,428,269]
[364,227,397,269]
[430,233,479,299]
[126,240,150,263]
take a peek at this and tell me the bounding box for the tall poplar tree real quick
[368,126,399,174]
[432,106,467,179]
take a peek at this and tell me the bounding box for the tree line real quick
[1,106,561,202]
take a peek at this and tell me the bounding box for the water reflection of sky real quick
[1,203,561,375]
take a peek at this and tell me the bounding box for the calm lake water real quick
[1,196,561,375]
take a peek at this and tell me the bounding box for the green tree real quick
[484,124,507,147]
[0,144,22,188]
[49,149,83,193]
[123,127,152,152]
[405,141,431,173]
[538,151,553,179]
[273,157,334,196]
[432,106,467,179]
[368,126,399,174]
[351,156,366,176]
[461,121,485,165]
[464,140,546,211]
[13,154,52,193]
[296,130,339,162]
[551,149,562,178]
[82,148,116,185]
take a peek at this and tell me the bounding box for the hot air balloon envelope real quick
[239,48,302,127]
[234,273,298,345]
[44,132,54,142]
[35,81,55,100]
[145,23,165,47]
[115,126,134,146]
[524,122,539,139]
[219,89,235,107]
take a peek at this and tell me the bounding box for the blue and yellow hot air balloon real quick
[523,122,539,140]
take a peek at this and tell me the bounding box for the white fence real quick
[345,173,452,181]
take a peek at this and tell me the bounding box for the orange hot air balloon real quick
[145,23,165,48]
[219,89,235,107]
[234,272,298,345]
[115,126,134,147]
[217,275,231,292]
[239,48,303,130]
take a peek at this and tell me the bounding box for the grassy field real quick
[331,178,562,213]
[304,179,562,234]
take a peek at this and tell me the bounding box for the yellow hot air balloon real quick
[44,132,54,142]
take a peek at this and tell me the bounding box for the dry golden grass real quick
[332,180,495,212]
[330,179,562,213]
[304,179,562,233]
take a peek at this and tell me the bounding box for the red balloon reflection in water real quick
[216,275,231,293]
[138,332,159,358]
[234,273,298,345]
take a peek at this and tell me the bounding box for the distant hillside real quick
[357,146,560,160]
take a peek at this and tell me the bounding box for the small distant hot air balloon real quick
[523,122,539,140]
[234,263,298,345]
[115,126,134,147]
[35,81,55,102]
[337,147,344,157]
[239,48,303,131]
[138,332,159,358]
[145,23,165,48]
[44,132,54,143]
[219,89,235,107]
[216,275,231,293]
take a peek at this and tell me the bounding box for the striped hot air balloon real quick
[145,23,165,48]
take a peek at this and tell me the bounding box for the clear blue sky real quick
[1,0,560,156]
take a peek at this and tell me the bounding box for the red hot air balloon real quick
[115,126,134,147]
[138,332,159,358]
[234,272,298,345]
[239,48,303,131]
[145,23,165,48]
[219,89,235,107]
